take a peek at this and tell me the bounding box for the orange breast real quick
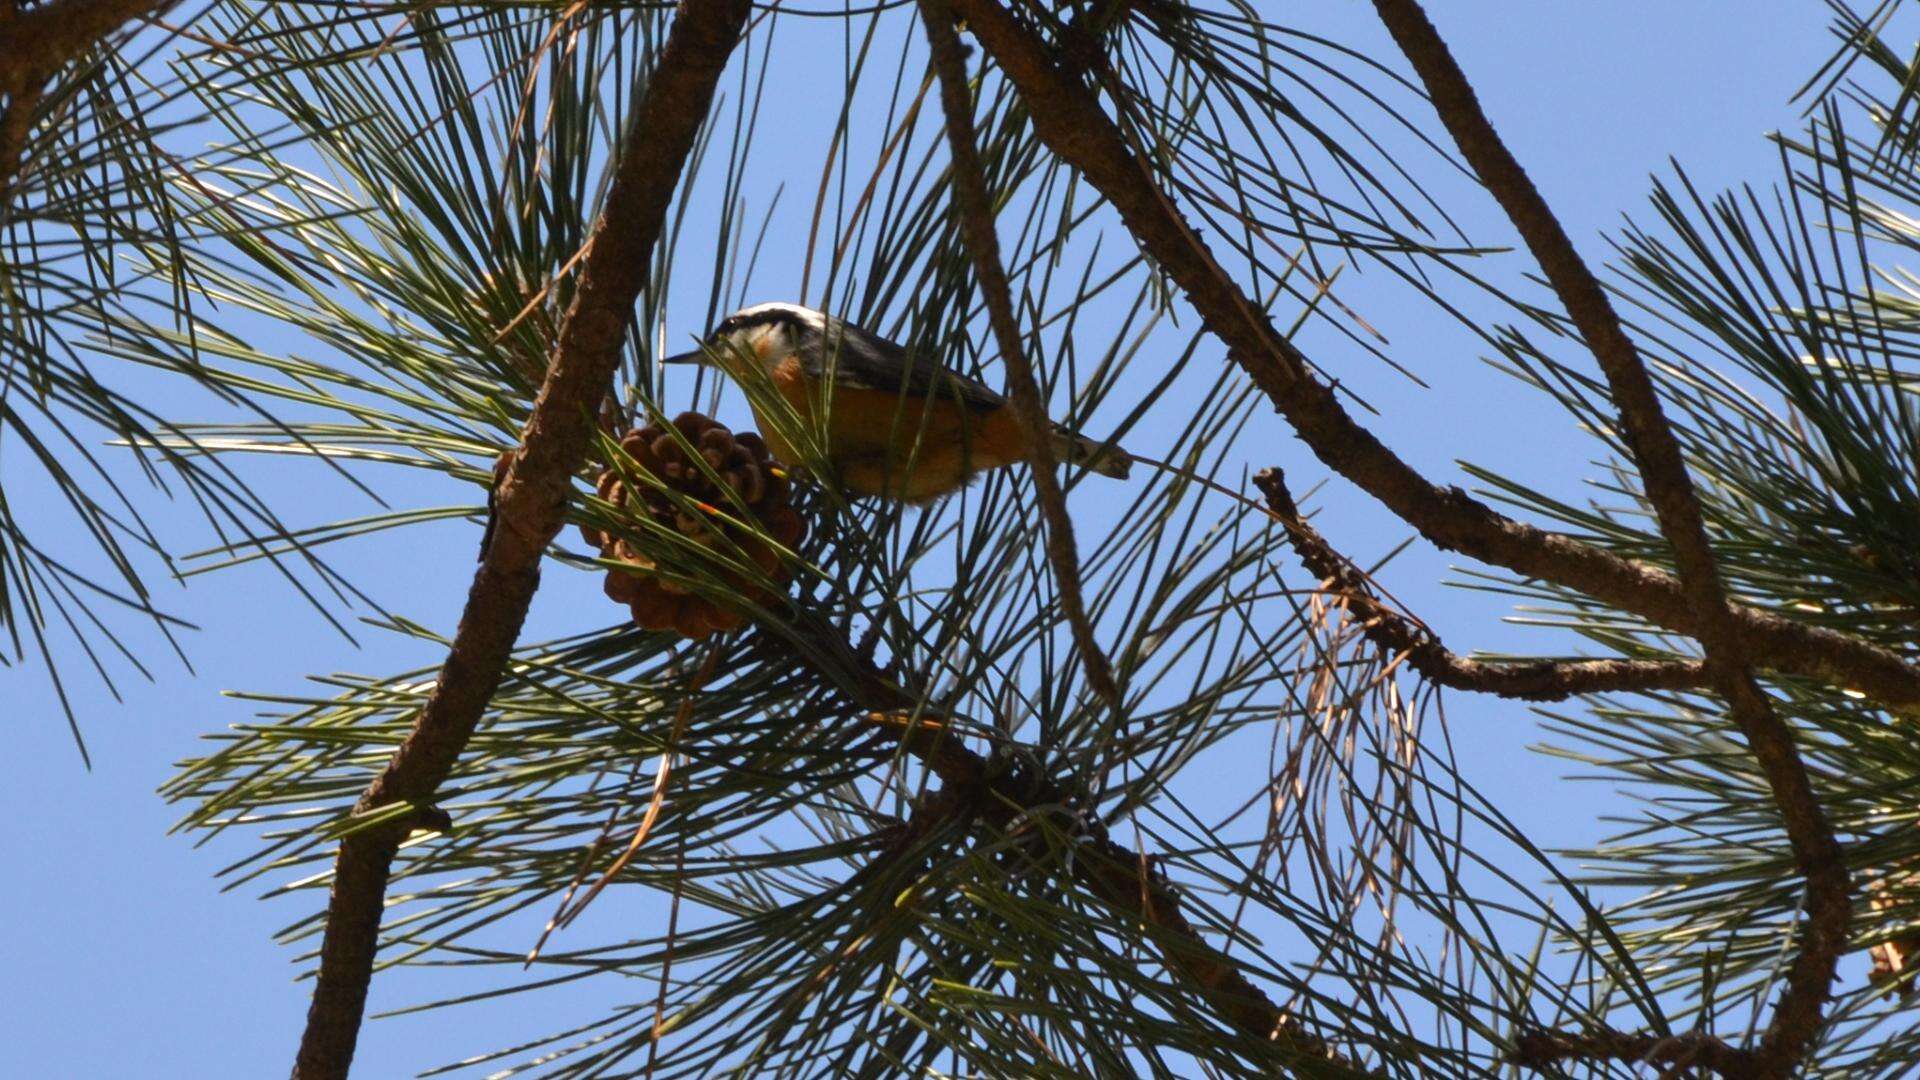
[750,355,1030,501]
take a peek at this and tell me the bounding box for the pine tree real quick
[10,1,1920,1076]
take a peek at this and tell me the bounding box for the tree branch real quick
[756,612,1368,1071]
[0,0,166,213]
[0,74,45,217]
[1253,468,1710,702]
[1509,1028,1751,1076]
[288,3,751,1076]
[1374,6,1850,1068]
[861,708,1369,1073]
[940,0,1920,713]
[0,0,171,88]
[917,0,1123,735]
[1367,2,1848,1074]
[945,3,1855,1066]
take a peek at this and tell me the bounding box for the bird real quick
[660,302,1132,503]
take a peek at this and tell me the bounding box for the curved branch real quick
[918,0,1123,734]
[941,0,1920,713]
[1368,3,1847,1072]
[1254,469,1710,702]
[288,3,752,1076]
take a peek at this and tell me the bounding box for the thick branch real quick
[0,0,162,213]
[0,74,45,215]
[0,0,171,87]
[1509,1028,1750,1076]
[1369,5,1849,1074]
[1253,469,1709,701]
[288,3,750,1076]
[918,0,1123,730]
[940,0,1920,713]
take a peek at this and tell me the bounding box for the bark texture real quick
[289,3,752,1075]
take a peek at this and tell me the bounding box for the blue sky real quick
[1,3,1839,1075]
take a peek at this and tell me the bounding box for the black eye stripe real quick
[720,310,800,334]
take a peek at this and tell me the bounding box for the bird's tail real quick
[1050,426,1132,480]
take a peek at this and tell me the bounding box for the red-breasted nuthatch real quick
[662,302,1132,502]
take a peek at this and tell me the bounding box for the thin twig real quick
[548,643,721,937]
[522,644,718,966]
[917,0,1122,738]
[1254,469,1710,702]
[645,831,689,1079]
[941,0,1920,713]
[522,764,635,967]
[1367,2,1848,1074]
[288,3,751,1076]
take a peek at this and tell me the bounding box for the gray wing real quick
[804,318,1006,413]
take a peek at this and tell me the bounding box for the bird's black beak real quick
[659,348,709,367]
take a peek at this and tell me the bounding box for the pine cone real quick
[582,412,806,638]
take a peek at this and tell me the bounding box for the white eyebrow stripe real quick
[728,301,828,332]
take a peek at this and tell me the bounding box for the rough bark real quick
[289,3,752,1075]
[0,0,170,88]
[1256,468,1711,701]
[942,0,1920,713]
[1368,3,1848,1072]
